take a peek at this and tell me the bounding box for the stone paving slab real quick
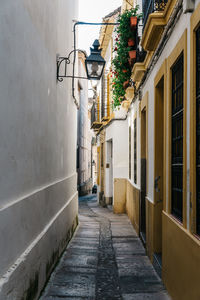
[40,194,171,300]
[69,241,99,250]
[42,297,93,300]
[42,275,95,297]
[122,292,170,300]
[61,254,98,268]
[113,241,146,255]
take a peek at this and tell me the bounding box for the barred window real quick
[171,53,184,222]
[134,118,137,184]
[101,143,104,167]
[196,27,200,235]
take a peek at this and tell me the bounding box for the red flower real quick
[116,37,119,41]
[114,47,118,51]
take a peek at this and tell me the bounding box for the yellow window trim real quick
[190,2,200,234]
[154,60,167,210]
[167,30,187,228]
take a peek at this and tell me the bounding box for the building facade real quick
[77,52,94,195]
[92,0,200,299]
[0,1,78,299]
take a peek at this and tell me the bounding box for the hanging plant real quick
[112,6,142,107]
[130,16,137,29]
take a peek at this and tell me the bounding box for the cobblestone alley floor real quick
[40,194,171,300]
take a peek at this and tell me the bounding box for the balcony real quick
[91,102,102,131]
[141,0,177,52]
[143,0,168,30]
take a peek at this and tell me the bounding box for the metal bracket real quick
[57,49,87,82]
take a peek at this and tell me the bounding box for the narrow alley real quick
[2,0,200,299]
[40,195,170,300]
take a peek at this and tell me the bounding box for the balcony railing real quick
[142,0,168,30]
[91,102,102,130]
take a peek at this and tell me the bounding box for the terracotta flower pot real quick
[128,58,134,67]
[123,80,129,89]
[128,50,136,59]
[122,69,128,73]
[130,16,137,29]
[128,38,135,47]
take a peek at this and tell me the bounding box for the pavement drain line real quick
[95,218,122,300]
[83,203,122,300]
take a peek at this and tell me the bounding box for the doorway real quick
[106,140,113,205]
[140,108,147,244]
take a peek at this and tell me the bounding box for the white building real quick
[77,52,94,195]
[0,1,78,299]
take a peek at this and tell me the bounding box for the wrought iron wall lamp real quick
[57,40,106,82]
[56,21,119,107]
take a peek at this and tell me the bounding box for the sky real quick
[78,0,122,55]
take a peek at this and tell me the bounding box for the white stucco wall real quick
[77,56,93,193]
[0,0,78,299]
[128,3,197,209]
[105,119,129,196]
[127,99,141,190]
[141,10,191,205]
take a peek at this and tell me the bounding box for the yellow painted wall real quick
[114,179,140,235]
[145,199,154,260]
[145,198,163,261]
[163,212,200,300]
[126,180,140,235]
[97,146,100,186]
[114,178,126,213]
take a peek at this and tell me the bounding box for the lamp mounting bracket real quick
[57,49,87,82]
[57,20,119,108]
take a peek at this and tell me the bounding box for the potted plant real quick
[111,6,142,107]
[128,38,135,47]
[123,80,130,89]
[130,16,137,29]
[128,49,136,59]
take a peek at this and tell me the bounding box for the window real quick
[101,143,104,167]
[134,118,137,184]
[196,27,200,234]
[129,126,131,179]
[171,53,184,222]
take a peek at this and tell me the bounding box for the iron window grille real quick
[171,53,184,222]
[134,118,137,184]
[101,143,104,167]
[196,27,200,235]
[142,0,168,30]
